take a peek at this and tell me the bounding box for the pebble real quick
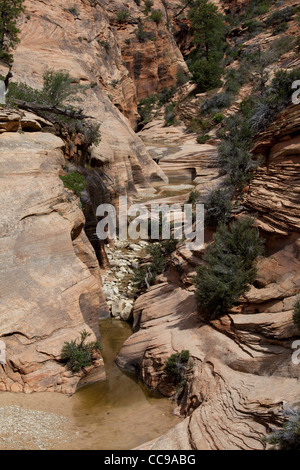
[102,238,149,320]
[0,405,70,450]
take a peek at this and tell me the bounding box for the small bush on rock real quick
[267,408,300,450]
[61,330,102,373]
[164,350,190,386]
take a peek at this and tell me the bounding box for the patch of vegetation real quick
[164,350,190,386]
[42,69,84,107]
[186,0,226,92]
[8,69,86,108]
[204,188,233,227]
[227,0,273,27]
[176,70,189,86]
[266,408,300,450]
[60,172,88,197]
[61,330,102,373]
[293,299,300,330]
[272,21,289,35]
[243,19,264,34]
[0,0,25,65]
[265,6,295,28]
[98,40,110,52]
[66,6,79,17]
[217,115,259,189]
[201,92,232,115]
[143,0,154,15]
[164,102,178,127]
[137,94,158,125]
[194,217,264,319]
[158,86,176,105]
[132,240,177,291]
[150,9,163,25]
[187,189,201,205]
[115,9,130,24]
[196,134,210,144]
[248,69,300,133]
[7,70,101,153]
[135,21,154,42]
[214,113,224,124]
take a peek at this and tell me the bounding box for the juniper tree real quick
[187,0,226,91]
[0,0,25,65]
[194,217,264,319]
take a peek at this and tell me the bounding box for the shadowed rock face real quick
[0,110,107,393]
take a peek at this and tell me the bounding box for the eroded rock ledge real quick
[0,110,107,394]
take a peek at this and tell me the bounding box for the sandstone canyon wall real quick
[0,110,108,393]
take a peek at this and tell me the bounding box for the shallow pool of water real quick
[0,319,181,450]
[69,318,180,450]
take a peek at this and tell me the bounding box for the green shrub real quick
[194,217,264,319]
[164,350,190,386]
[293,300,300,330]
[76,121,101,148]
[243,19,264,34]
[116,9,130,23]
[217,113,264,189]
[143,0,154,15]
[0,0,25,65]
[164,103,178,127]
[224,65,249,94]
[132,240,177,290]
[267,408,300,450]
[189,57,223,92]
[214,113,224,124]
[227,0,272,26]
[272,22,289,35]
[205,188,233,227]
[187,189,201,205]
[150,9,163,24]
[42,69,83,107]
[201,92,232,115]
[137,94,158,124]
[7,81,44,104]
[249,69,300,132]
[176,70,189,86]
[7,69,85,108]
[187,0,225,92]
[158,86,176,105]
[135,21,154,42]
[67,6,79,17]
[99,40,110,51]
[61,330,102,373]
[197,134,210,144]
[265,7,295,27]
[60,172,88,197]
